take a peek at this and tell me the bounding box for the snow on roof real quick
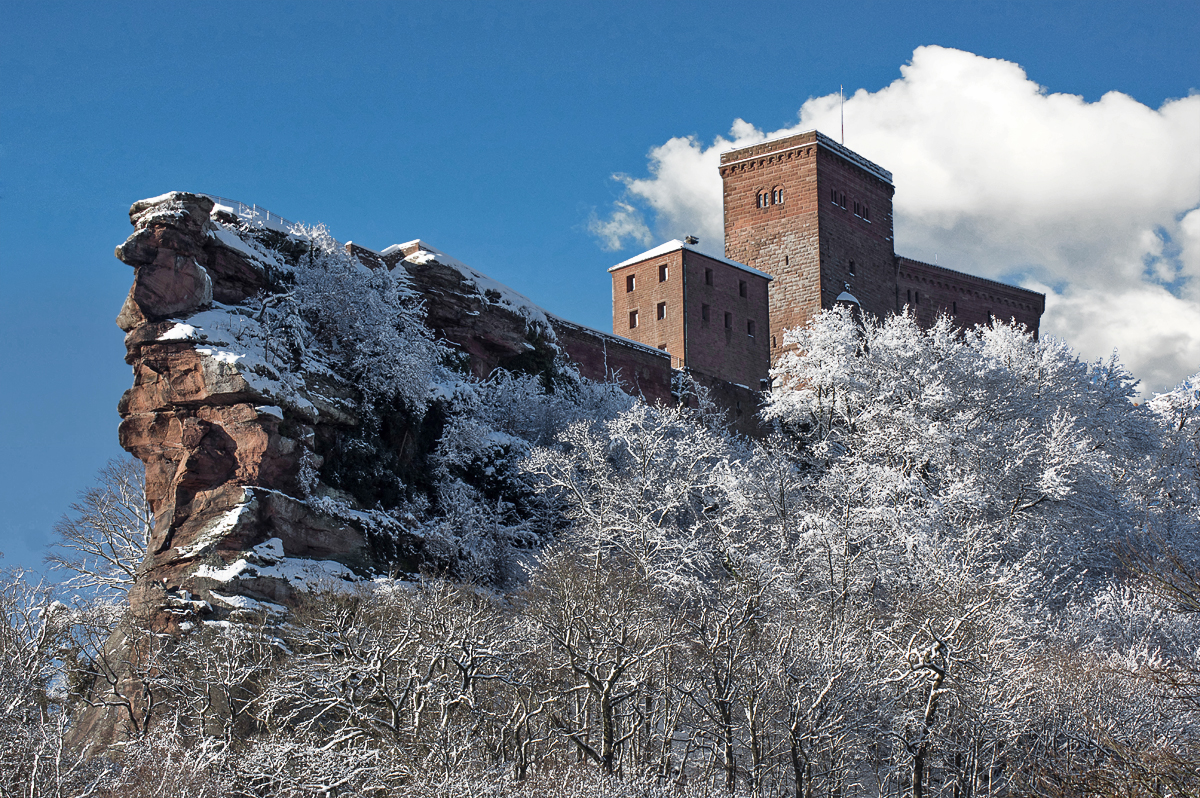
[609,240,773,280]
[718,129,893,185]
[836,291,861,304]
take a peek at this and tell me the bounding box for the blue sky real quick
[1,0,1198,572]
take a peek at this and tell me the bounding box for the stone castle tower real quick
[721,130,898,354]
[613,130,1045,392]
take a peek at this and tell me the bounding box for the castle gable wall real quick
[610,248,686,364]
[721,133,823,359]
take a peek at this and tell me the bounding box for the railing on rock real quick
[200,194,296,230]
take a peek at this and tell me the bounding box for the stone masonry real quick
[608,130,1046,396]
[609,241,771,391]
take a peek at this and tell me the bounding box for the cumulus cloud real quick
[587,201,653,251]
[591,45,1200,393]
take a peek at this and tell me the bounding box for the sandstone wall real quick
[896,256,1045,334]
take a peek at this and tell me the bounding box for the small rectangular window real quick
[747,320,756,338]
[907,289,911,304]
[739,280,748,298]
[771,335,777,348]
[952,301,957,314]
[625,274,635,292]
[629,310,638,329]
[724,312,732,329]
[863,205,871,222]
[656,302,667,320]
[705,268,713,286]
[848,260,856,276]
[658,264,668,282]
[701,303,710,322]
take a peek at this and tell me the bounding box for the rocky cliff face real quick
[113,193,592,631]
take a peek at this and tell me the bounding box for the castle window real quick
[854,201,861,217]
[915,291,920,304]
[952,301,957,314]
[848,260,856,276]
[658,343,668,351]
[772,186,784,205]
[658,264,668,282]
[626,274,636,293]
[629,310,638,329]
[705,268,713,286]
[863,205,871,222]
[724,312,732,329]
[657,302,667,320]
[772,335,777,348]
[702,303,710,322]
[747,320,756,338]
[907,289,912,304]
[739,280,748,298]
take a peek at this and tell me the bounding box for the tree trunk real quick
[601,693,615,773]
[718,699,736,792]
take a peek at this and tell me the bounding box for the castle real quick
[609,130,1045,395]
[87,140,1050,733]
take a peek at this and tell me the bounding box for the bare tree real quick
[46,457,151,595]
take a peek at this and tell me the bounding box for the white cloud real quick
[591,45,1200,393]
[587,201,653,252]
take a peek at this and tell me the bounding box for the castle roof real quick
[895,255,1045,304]
[608,239,774,280]
[719,130,893,185]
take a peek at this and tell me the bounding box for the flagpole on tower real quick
[840,85,844,144]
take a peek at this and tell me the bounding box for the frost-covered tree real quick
[280,223,441,413]
[46,457,151,596]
